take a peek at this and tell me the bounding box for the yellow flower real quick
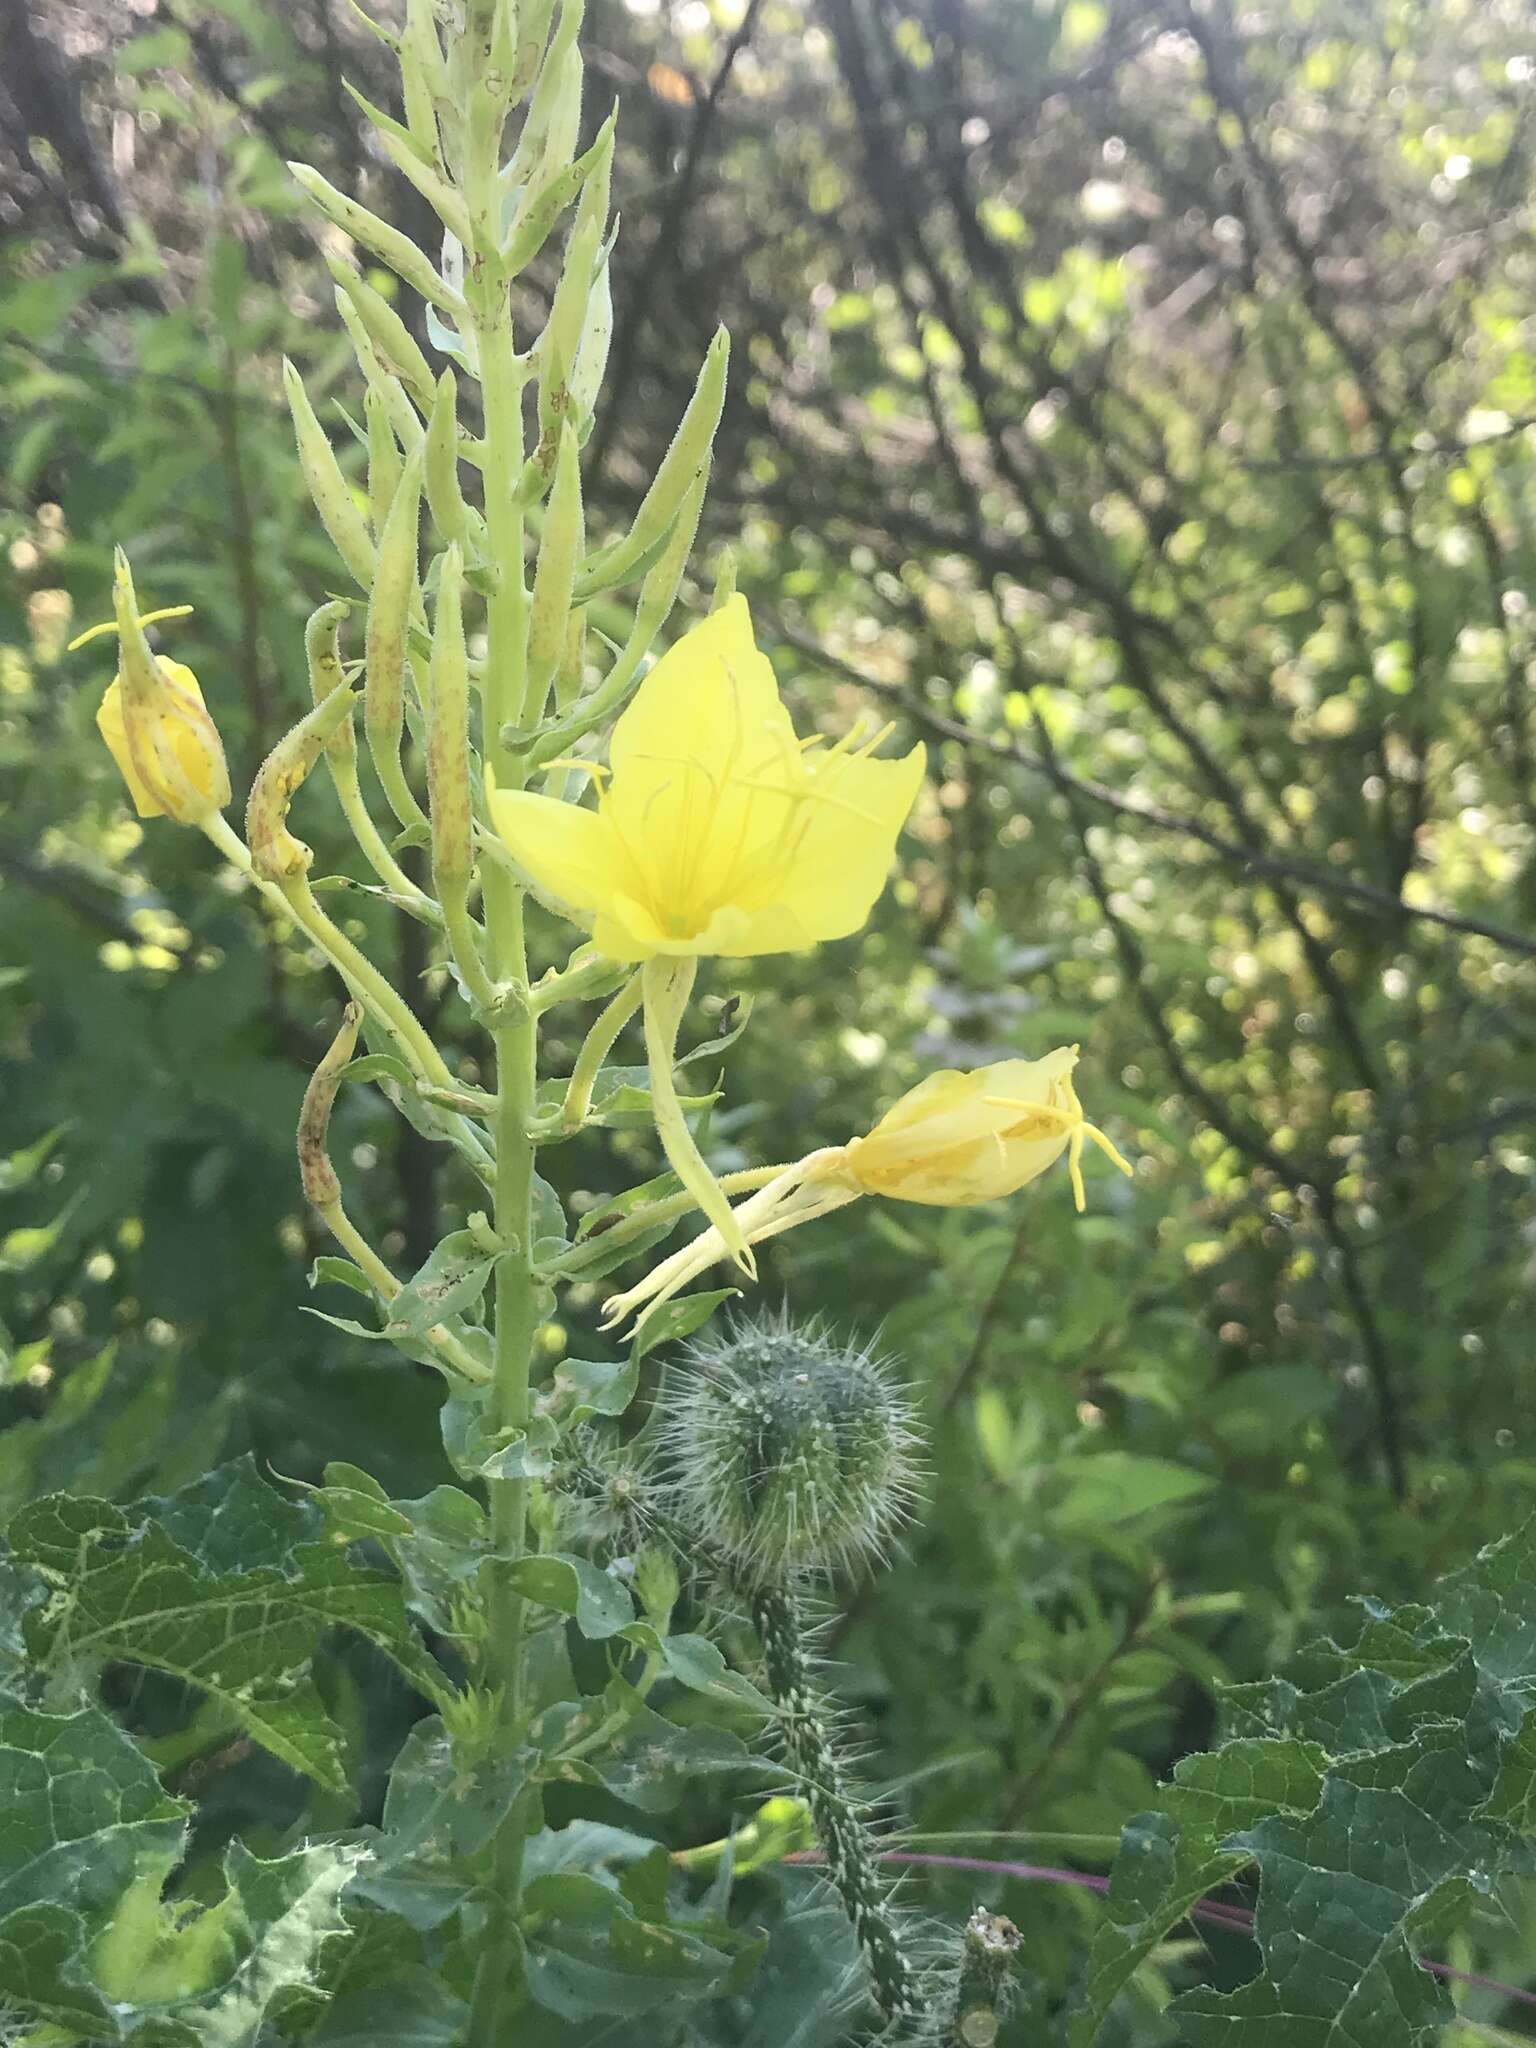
[96,661,228,823]
[844,1047,1125,1212]
[487,595,925,962]
[80,553,230,825]
[600,1047,1131,1328]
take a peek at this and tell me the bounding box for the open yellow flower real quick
[487,594,926,962]
[600,1046,1131,1329]
[80,553,230,825]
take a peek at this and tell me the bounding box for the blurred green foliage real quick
[2,0,1534,2035]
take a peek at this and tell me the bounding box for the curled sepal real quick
[428,543,473,891]
[284,358,376,588]
[246,685,359,881]
[297,1002,362,1210]
[642,956,752,1275]
[573,325,727,602]
[91,555,230,825]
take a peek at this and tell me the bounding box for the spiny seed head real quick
[554,1424,657,1544]
[665,1309,924,1582]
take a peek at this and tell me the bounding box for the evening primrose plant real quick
[39,5,1126,2042]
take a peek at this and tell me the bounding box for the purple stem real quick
[785,1848,1536,2014]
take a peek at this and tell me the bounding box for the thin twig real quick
[775,627,1536,961]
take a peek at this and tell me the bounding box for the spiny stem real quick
[752,1582,925,2035]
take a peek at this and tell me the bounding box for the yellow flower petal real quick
[485,784,622,914]
[765,741,927,944]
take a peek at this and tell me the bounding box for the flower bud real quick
[332,292,424,456]
[513,0,562,97]
[424,369,470,548]
[287,161,463,316]
[507,0,579,168]
[531,41,583,194]
[503,109,615,277]
[398,0,447,156]
[341,82,473,248]
[328,257,436,412]
[366,387,405,533]
[632,1545,679,1632]
[573,325,727,602]
[666,1315,922,1582]
[567,253,612,437]
[284,358,376,589]
[297,1002,362,1210]
[246,686,359,882]
[537,212,600,423]
[526,421,584,717]
[364,447,429,830]
[428,543,473,891]
[93,552,229,825]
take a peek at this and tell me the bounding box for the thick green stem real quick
[464,145,540,2048]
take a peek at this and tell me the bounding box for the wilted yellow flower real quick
[845,1046,1125,1211]
[601,1046,1131,1328]
[487,595,925,962]
[80,553,229,825]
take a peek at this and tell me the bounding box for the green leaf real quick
[387,1230,500,1337]
[389,1485,486,1635]
[536,1066,717,1136]
[1049,1451,1215,1531]
[441,1390,557,1482]
[674,997,752,1070]
[180,1841,365,2048]
[659,1634,774,1714]
[311,1973,469,2048]
[504,1553,635,1640]
[0,1689,188,2030]
[380,1716,532,1863]
[1074,1513,1536,2046]
[631,1288,738,1365]
[553,1353,640,1419]
[12,1460,449,1789]
[521,1870,737,2019]
[313,1462,416,1541]
[582,1681,770,1812]
[308,1256,376,1300]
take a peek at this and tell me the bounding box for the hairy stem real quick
[463,144,539,2048]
